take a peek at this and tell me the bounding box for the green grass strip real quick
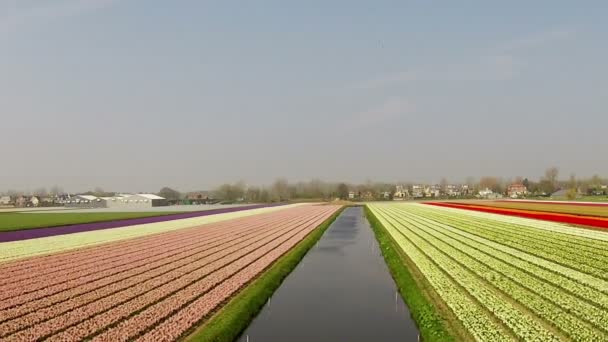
[364,205,455,342]
[186,206,345,342]
[0,212,185,233]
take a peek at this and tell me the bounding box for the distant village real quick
[1,170,606,208]
[346,182,521,201]
[0,193,169,208]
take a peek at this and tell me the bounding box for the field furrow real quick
[0,204,339,341]
[368,203,608,341]
[0,209,298,306]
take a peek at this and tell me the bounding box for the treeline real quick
[477,168,607,196]
[211,179,382,202]
[2,167,606,202]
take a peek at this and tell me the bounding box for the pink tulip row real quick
[0,207,306,285]
[139,212,331,342]
[0,205,339,341]
[0,211,313,330]
[59,211,332,342]
[0,210,297,307]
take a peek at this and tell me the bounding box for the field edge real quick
[184,205,345,342]
[364,205,464,342]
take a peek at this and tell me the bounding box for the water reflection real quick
[239,207,419,341]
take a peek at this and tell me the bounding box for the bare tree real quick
[50,186,63,196]
[336,183,349,200]
[158,187,181,201]
[33,187,48,197]
[271,178,289,201]
[440,177,448,193]
[545,167,559,188]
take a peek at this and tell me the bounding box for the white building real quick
[0,196,12,206]
[411,185,424,198]
[105,194,168,208]
[65,195,105,208]
[30,196,40,207]
[66,194,167,208]
[478,188,502,199]
[393,185,408,200]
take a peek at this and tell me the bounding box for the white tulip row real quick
[372,208,514,341]
[378,205,608,340]
[429,204,608,242]
[389,206,608,310]
[406,207,608,279]
[409,205,608,260]
[369,203,608,341]
[410,206,608,292]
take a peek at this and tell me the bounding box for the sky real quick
[1,0,607,193]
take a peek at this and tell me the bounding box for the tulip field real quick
[429,201,608,229]
[0,204,340,341]
[368,202,608,341]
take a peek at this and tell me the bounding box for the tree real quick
[337,183,349,200]
[158,187,181,201]
[479,177,502,193]
[271,178,290,201]
[215,182,246,201]
[545,167,559,188]
[440,178,448,193]
[246,186,262,202]
[33,187,48,197]
[566,174,578,200]
[50,186,63,196]
[522,178,530,189]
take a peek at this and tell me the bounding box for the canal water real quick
[239,206,419,341]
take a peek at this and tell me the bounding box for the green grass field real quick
[0,212,183,233]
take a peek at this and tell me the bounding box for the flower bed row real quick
[427,202,608,229]
[0,208,305,299]
[0,210,313,323]
[368,203,608,341]
[0,203,285,243]
[0,205,339,341]
[0,204,308,263]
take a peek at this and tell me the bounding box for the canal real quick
[239,206,419,341]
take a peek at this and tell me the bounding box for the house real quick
[427,185,441,198]
[445,185,459,197]
[393,185,408,200]
[29,196,40,207]
[348,191,356,200]
[478,188,503,199]
[362,191,375,200]
[185,191,212,204]
[15,196,28,207]
[411,185,424,198]
[507,183,528,198]
[382,191,391,199]
[0,196,12,206]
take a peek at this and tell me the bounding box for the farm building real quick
[113,194,168,208]
[64,195,106,208]
[65,194,168,209]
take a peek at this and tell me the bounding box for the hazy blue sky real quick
[2,1,607,192]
